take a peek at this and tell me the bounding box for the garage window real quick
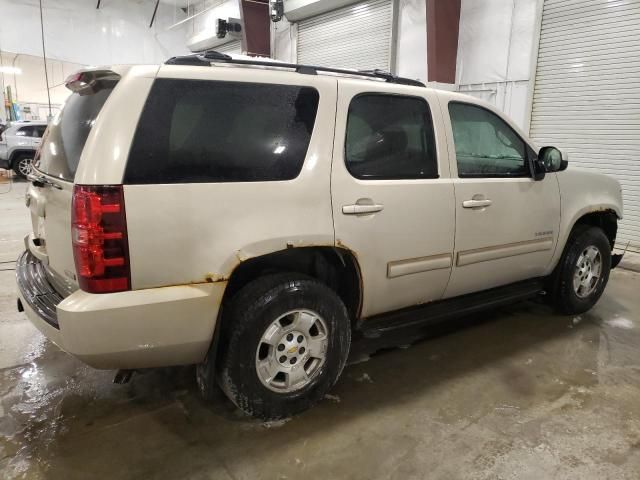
[125,79,320,184]
[448,102,528,178]
[345,94,438,180]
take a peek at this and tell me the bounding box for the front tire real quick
[13,154,33,178]
[551,226,611,315]
[213,273,351,420]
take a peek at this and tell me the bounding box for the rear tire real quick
[211,273,351,420]
[551,226,611,315]
[12,154,34,178]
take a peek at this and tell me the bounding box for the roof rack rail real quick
[164,51,425,87]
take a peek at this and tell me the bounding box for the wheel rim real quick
[573,245,602,299]
[255,309,328,393]
[18,157,33,176]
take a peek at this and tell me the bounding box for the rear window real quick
[124,79,320,184]
[35,81,116,181]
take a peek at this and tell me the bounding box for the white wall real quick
[273,0,427,83]
[456,0,538,128]
[186,0,242,52]
[0,0,189,121]
[273,16,298,63]
[0,51,84,119]
[0,0,188,65]
[396,0,427,82]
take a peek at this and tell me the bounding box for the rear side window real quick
[124,79,320,184]
[17,126,46,137]
[345,94,438,180]
[35,81,117,181]
[16,127,33,137]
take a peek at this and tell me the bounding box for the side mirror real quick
[538,146,568,173]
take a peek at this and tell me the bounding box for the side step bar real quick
[358,279,546,339]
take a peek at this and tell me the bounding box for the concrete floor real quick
[2,176,640,480]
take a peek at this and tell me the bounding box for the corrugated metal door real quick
[216,40,242,55]
[297,0,393,71]
[530,0,640,252]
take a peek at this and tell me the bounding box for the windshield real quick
[35,78,117,181]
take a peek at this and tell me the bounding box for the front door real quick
[331,84,456,318]
[441,97,561,298]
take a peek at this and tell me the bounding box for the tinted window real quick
[35,82,116,181]
[16,127,34,137]
[345,94,437,180]
[125,79,320,184]
[448,102,528,177]
[34,125,47,138]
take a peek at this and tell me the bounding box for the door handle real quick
[462,199,492,208]
[342,204,384,215]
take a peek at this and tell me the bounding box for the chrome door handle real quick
[462,199,492,208]
[342,204,384,215]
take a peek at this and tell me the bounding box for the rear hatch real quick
[27,70,120,296]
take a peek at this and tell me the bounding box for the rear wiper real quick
[27,172,63,190]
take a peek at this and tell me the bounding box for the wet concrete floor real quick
[2,178,640,479]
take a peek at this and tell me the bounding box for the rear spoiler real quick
[65,70,121,95]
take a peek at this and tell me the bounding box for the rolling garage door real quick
[297,0,393,71]
[216,40,242,55]
[530,0,640,252]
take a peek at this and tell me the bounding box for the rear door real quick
[28,74,119,294]
[331,82,455,318]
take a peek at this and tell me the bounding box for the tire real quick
[12,154,34,178]
[212,273,351,420]
[551,226,611,315]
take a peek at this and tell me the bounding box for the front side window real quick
[345,94,438,180]
[125,79,320,184]
[448,102,528,178]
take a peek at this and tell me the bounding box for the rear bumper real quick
[16,250,225,369]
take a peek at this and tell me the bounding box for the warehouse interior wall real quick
[273,0,428,83]
[0,51,82,120]
[186,0,242,52]
[0,0,188,65]
[0,0,189,122]
[456,0,538,128]
[396,0,427,83]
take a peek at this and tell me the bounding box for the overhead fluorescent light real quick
[0,66,22,75]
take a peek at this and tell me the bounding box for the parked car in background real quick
[16,56,624,420]
[0,120,48,178]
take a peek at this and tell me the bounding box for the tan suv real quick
[16,52,624,420]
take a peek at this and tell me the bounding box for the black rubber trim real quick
[16,250,63,329]
[611,253,623,269]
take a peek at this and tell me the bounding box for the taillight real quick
[72,185,130,293]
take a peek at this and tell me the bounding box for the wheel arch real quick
[9,149,36,166]
[222,246,363,327]
[571,209,618,249]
